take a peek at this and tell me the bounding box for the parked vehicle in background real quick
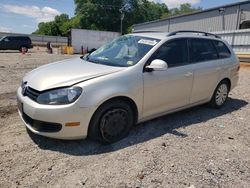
[17,30,240,144]
[0,36,33,52]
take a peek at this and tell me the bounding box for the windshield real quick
[84,35,160,67]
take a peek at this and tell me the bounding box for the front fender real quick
[75,69,144,119]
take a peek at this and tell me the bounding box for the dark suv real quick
[0,36,33,52]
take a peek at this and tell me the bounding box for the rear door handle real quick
[184,72,193,77]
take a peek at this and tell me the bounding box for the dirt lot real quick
[0,51,249,188]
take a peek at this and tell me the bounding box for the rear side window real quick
[11,37,19,41]
[12,37,30,42]
[18,37,26,41]
[190,39,218,63]
[19,37,25,41]
[213,41,231,58]
[151,39,188,67]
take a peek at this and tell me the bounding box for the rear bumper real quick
[230,73,239,91]
[17,87,96,140]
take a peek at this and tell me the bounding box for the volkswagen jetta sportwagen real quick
[17,31,239,143]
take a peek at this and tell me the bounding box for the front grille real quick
[22,112,62,133]
[23,87,40,101]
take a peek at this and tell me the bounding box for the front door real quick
[0,37,11,50]
[143,39,194,118]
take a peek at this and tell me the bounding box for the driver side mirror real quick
[145,59,168,72]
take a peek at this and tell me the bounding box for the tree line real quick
[33,0,202,36]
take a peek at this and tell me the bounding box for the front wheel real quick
[209,80,229,108]
[88,100,134,144]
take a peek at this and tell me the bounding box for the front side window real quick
[3,37,10,42]
[85,35,160,67]
[151,39,189,67]
[213,41,231,59]
[190,39,218,63]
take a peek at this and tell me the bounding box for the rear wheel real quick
[209,80,229,108]
[19,46,28,53]
[88,100,134,144]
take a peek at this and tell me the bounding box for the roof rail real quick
[167,30,221,38]
[132,30,163,33]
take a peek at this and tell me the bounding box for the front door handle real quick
[184,72,193,77]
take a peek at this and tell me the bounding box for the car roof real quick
[4,35,30,38]
[130,31,223,41]
[129,32,168,40]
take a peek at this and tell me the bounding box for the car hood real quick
[23,57,125,91]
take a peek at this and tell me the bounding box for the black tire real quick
[209,80,229,109]
[88,100,134,144]
[19,46,28,53]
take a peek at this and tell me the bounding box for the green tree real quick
[55,14,69,25]
[55,14,70,36]
[59,16,81,36]
[33,13,80,36]
[75,0,123,31]
[34,22,60,36]
[74,0,168,33]
[33,1,202,35]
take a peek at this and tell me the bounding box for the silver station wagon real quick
[17,30,240,143]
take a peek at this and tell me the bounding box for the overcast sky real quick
[0,0,243,34]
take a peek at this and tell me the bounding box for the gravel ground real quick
[0,51,249,188]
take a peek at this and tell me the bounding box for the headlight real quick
[37,87,82,105]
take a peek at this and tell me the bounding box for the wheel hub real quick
[215,83,228,106]
[100,109,128,141]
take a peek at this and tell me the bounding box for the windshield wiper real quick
[80,53,91,61]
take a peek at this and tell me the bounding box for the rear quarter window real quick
[213,41,231,58]
[24,37,31,43]
[190,38,218,63]
[20,37,28,41]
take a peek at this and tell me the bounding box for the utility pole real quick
[120,12,125,35]
[219,8,225,31]
[120,3,130,35]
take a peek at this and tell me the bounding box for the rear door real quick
[143,38,194,118]
[13,37,21,49]
[189,38,221,103]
